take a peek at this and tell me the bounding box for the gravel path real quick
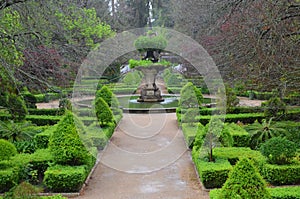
[74,113,209,199]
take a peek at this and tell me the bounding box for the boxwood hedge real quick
[193,157,232,189]
[261,163,300,185]
[44,165,86,192]
[210,186,300,199]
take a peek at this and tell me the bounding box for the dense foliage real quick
[260,137,297,165]
[49,112,90,166]
[218,158,271,199]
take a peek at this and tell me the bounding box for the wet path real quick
[75,113,209,199]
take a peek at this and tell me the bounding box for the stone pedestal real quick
[136,66,166,102]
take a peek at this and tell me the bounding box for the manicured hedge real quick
[28,108,65,116]
[270,186,300,199]
[182,123,205,149]
[210,186,300,199]
[213,147,266,167]
[197,113,265,125]
[34,125,57,149]
[261,163,300,185]
[26,115,61,126]
[44,165,87,192]
[225,123,250,147]
[34,93,62,103]
[193,157,232,189]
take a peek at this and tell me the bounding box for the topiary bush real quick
[44,165,86,192]
[95,85,113,106]
[260,137,297,165]
[95,97,114,126]
[261,163,300,185]
[179,82,199,109]
[218,158,271,199]
[0,139,17,160]
[49,112,90,166]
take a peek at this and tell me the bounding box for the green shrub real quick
[193,158,232,189]
[218,158,271,199]
[49,112,90,166]
[0,139,17,160]
[34,125,57,149]
[210,186,300,199]
[192,123,206,151]
[182,123,204,149]
[122,70,143,86]
[44,165,86,192]
[269,186,300,199]
[263,97,286,119]
[22,91,37,109]
[26,115,61,126]
[260,137,297,165]
[245,118,287,149]
[134,33,167,52]
[181,108,200,124]
[7,94,28,121]
[28,108,65,116]
[0,168,18,193]
[213,147,266,166]
[226,123,250,147]
[179,82,200,109]
[95,85,113,106]
[41,194,67,199]
[261,163,300,185]
[95,97,114,126]
[7,181,41,199]
[197,113,265,126]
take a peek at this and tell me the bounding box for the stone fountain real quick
[132,31,169,102]
[136,64,166,102]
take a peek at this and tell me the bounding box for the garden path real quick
[74,113,209,199]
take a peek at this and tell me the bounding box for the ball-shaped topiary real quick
[0,139,17,160]
[260,137,297,165]
[49,112,90,166]
[219,158,271,199]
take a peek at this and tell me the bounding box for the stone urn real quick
[135,65,167,102]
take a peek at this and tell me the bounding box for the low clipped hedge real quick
[182,123,205,149]
[197,113,265,125]
[28,108,65,116]
[261,163,300,185]
[193,157,232,189]
[0,149,54,192]
[34,93,62,103]
[210,186,300,199]
[213,147,266,167]
[26,115,61,126]
[226,123,250,147]
[34,125,57,149]
[270,186,300,199]
[44,165,87,192]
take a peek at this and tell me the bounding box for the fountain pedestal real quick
[136,66,165,102]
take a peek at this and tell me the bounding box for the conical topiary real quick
[218,158,271,199]
[49,111,89,166]
[95,85,113,106]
